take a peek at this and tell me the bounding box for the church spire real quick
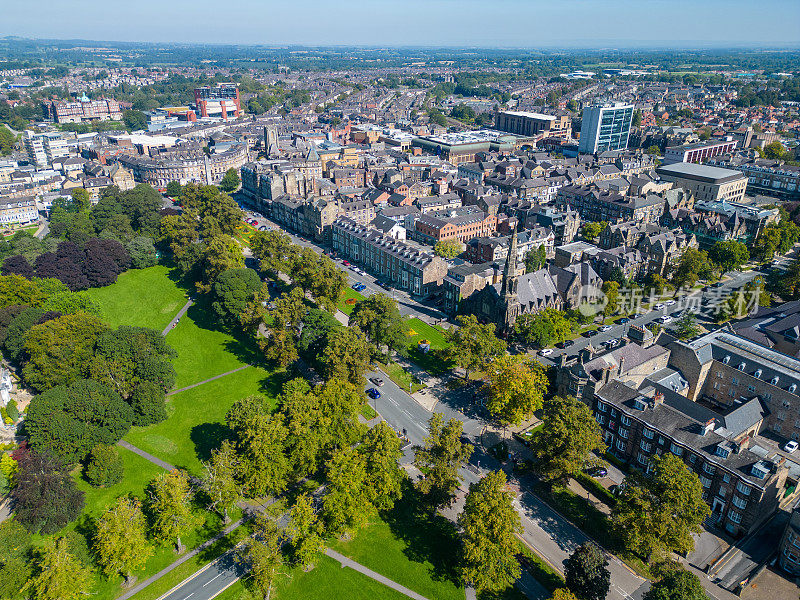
[501,219,519,299]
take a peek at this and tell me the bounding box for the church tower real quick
[500,222,521,329]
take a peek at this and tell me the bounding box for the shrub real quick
[84,444,124,487]
[4,400,17,422]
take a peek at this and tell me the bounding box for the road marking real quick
[203,573,222,586]
[182,594,194,600]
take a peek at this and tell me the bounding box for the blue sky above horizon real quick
[5,0,800,48]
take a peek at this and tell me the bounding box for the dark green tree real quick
[565,543,610,600]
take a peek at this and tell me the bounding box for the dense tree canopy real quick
[24,379,134,463]
[483,354,549,425]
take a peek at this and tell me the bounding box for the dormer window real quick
[791,384,798,394]
[751,462,769,480]
[772,376,780,385]
[723,356,730,364]
[738,362,746,371]
[715,444,730,459]
[754,369,762,379]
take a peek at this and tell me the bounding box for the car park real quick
[538,348,554,356]
[599,325,612,332]
[366,388,381,400]
[784,440,799,453]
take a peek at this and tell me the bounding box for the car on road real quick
[658,315,673,324]
[370,377,384,387]
[665,299,676,306]
[584,330,599,337]
[618,317,629,324]
[538,348,554,357]
[599,325,612,332]
[557,340,574,349]
[258,225,268,231]
[585,466,608,478]
[366,388,381,400]
[351,282,366,291]
[784,440,799,453]
[378,281,391,290]
[654,303,665,310]
[342,260,350,267]
[604,338,619,348]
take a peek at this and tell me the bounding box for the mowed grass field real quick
[214,554,411,600]
[87,264,189,331]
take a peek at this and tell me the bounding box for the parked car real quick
[538,348,554,357]
[599,325,612,332]
[258,225,267,231]
[618,317,629,324]
[784,440,799,453]
[370,377,384,387]
[366,388,381,400]
[351,282,363,290]
[658,315,673,324]
[585,330,599,337]
[605,338,619,348]
[557,340,574,349]
[654,303,666,310]
[585,466,608,478]
[665,299,676,306]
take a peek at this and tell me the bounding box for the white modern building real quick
[23,131,68,167]
[578,102,634,154]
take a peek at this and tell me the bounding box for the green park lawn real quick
[87,264,189,331]
[125,365,284,475]
[215,554,410,600]
[338,286,366,315]
[330,488,464,600]
[164,295,263,389]
[402,317,453,375]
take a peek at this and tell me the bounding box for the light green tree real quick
[484,354,549,425]
[288,493,325,570]
[459,470,522,592]
[323,447,373,537]
[94,496,152,581]
[360,421,405,510]
[201,440,243,523]
[27,537,93,600]
[445,314,506,379]
[414,413,473,509]
[147,469,202,553]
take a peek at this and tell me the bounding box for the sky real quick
[4,0,800,48]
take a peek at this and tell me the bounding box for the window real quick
[738,362,746,371]
[619,428,629,439]
[700,476,712,488]
[688,453,697,464]
[621,415,632,426]
[722,473,731,483]
[637,452,648,465]
[595,414,606,425]
[747,385,756,392]
[643,428,655,439]
[728,510,743,524]
[718,486,728,497]
[771,377,780,385]
[704,462,716,475]
[732,377,739,386]
[610,409,618,418]
[616,439,625,451]
[732,496,748,509]
[736,481,752,496]
[640,440,652,452]
[670,443,684,456]
[755,369,762,379]
[791,384,797,394]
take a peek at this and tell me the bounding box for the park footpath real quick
[114,304,445,600]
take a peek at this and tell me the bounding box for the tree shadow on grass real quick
[190,422,232,464]
[381,480,463,587]
[182,297,263,367]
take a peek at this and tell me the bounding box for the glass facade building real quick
[578,102,634,154]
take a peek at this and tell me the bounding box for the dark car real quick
[584,330,599,338]
[557,339,575,349]
[618,317,629,324]
[585,466,608,478]
[366,388,381,400]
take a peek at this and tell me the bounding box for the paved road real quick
[158,546,247,600]
[367,369,649,600]
[238,205,447,322]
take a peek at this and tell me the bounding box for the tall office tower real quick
[578,102,634,154]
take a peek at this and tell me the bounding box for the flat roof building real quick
[495,110,572,140]
[663,139,738,165]
[656,162,748,204]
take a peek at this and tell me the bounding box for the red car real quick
[342,260,351,267]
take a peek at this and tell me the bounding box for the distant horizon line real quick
[2,35,800,52]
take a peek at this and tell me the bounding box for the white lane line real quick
[182,594,194,600]
[202,573,222,587]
